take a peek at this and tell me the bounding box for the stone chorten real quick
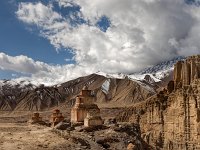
[50,109,64,126]
[28,112,43,124]
[71,86,103,126]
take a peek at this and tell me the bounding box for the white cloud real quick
[17,2,62,25]
[13,0,200,84]
[0,52,48,74]
[0,52,96,85]
[64,58,72,62]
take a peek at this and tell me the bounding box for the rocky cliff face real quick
[118,55,200,149]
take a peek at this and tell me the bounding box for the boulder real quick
[54,122,70,130]
[127,143,136,150]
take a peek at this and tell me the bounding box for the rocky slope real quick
[0,80,35,110]
[0,74,155,111]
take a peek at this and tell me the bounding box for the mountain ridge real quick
[0,56,185,111]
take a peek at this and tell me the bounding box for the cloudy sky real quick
[0,0,200,85]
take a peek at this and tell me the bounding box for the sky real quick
[0,0,200,85]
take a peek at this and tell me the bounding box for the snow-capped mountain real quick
[0,56,185,94]
[139,56,185,74]
[0,56,185,110]
[0,79,37,99]
[0,79,37,110]
[0,79,35,88]
[96,56,185,84]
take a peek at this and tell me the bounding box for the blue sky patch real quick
[96,16,111,32]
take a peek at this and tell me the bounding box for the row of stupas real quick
[29,86,103,127]
[29,109,64,127]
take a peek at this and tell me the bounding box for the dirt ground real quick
[0,108,131,150]
[0,111,81,150]
[0,122,75,150]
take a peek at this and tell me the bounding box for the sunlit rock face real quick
[174,55,200,89]
[118,55,200,149]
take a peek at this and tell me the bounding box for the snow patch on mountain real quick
[0,79,35,88]
[101,79,111,94]
[129,74,160,83]
[96,72,126,79]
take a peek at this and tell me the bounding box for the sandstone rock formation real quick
[118,55,200,150]
[71,86,103,127]
[174,55,200,89]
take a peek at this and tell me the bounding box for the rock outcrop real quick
[174,55,200,89]
[118,55,200,149]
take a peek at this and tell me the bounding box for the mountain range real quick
[0,56,184,111]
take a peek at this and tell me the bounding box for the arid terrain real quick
[0,122,70,150]
[0,110,145,150]
[0,112,73,150]
[2,0,200,149]
[0,55,200,150]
